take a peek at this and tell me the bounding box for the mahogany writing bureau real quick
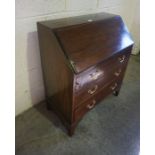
[37,12,134,136]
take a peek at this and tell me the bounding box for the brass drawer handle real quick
[87,100,96,109]
[88,85,98,95]
[111,83,118,90]
[114,69,122,77]
[118,55,126,63]
[89,70,103,80]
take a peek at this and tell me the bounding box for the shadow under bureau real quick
[37,12,134,136]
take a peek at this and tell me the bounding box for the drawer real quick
[74,79,122,122]
[73,50,130,106]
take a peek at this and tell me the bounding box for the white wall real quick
[15,0,140,116]
[130,0,140,55]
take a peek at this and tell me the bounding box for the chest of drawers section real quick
[73,48,132,123]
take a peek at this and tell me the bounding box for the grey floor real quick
[16,55,140,155]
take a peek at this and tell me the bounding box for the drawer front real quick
[74,79,122,122]
[73,49,131,106]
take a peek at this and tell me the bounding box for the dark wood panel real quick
[37,23,74,123]
[54,17,133,73]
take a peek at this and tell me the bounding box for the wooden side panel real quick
[37,23,74,123]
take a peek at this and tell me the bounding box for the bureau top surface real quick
[39,12,134,74]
